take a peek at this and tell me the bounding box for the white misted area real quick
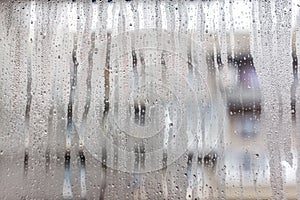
[0,0,300,199]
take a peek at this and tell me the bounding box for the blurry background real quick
[0,0,300,199]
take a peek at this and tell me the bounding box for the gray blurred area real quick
[0,0,300,199]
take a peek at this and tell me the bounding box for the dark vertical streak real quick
[133,145,140,200]
[45,2,55,168]
[187,152,193,171]
[45,49,55,174]
[139,52,146,127]
[139,141,146,198]
[292,52,298,197]
[130,1,148,198]
[134,99,140,124]
[140,102,146,127]
[132,50,140,125]
[131,36,148,200]
[128,8,139,197]
[79,151,86,170]
[138,52,146,180]
[103,33,111,117]
[45,104,53,173]
[45,148,50,173]
[99,32,111,200]
[139,142,145,168]
[291,53,298,120]
[79,149,86,200]
[16,7,29,185]
[162,150,168,170]
[63,150,72,199]
[161,50,169,199]
[63,34,78,199]
[23,150,29,176]
[83,31,95,122]
[157,0,168,195]
[134,145,140,173]
[139,52,146,87]
[187,37,193,76]
[160,52,167,137]
[78,32,95,200]
[24,57,32,177]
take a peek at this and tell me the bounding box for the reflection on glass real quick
[0,0,300,199]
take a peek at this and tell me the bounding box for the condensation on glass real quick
[0,0,300,199]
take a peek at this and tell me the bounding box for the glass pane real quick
[0,0,299,199]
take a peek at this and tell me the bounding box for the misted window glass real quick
[0,0,300,199]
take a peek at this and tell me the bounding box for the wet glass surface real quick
[0,0,300,199]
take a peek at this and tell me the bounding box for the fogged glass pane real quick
[0,0,300,199]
